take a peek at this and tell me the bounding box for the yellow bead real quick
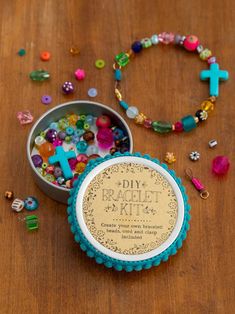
[115,88,122,101]
[199,48,212,61]
[164,152,176,164]
[201,100,214,113]
[75,162,86,174]
[68,114,78,125]
[134,113,147,125]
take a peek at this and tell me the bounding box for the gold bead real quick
[115,88,122,101]
[201,100,214,113]
[134,113,147,124]
[208,96,216,103]
[4,191,14,200]
[164,152,176,164]
[69,47,80,55]
[194,116,199,123]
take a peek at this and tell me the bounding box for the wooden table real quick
[1,0,234,313]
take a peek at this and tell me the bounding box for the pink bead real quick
[191,177,204,191]
[17,110,34,125]
[46,165,55,174]
[97,128,113,149]
[74,68,85,80]
[207,56,216,64]
[212,156,230,175]
[158,32,175,45]
[53,139,63,147]
[174,121,184,132]
[96,115,111,128]
[76,154,88,164]
[68,158,78,170]
[183,35,199,51]
[144,118,152,128]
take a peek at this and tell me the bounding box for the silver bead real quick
[189,151,200,161]
[208,139,217,148]
[126,106,139,119]
[179,36,186,45]
[151,34,159,45]
[197,45,204,54]
[174,34,183,45]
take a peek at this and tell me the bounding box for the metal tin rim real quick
[27,100,134,193]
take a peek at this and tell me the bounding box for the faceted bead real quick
[201,100,214,113]
[76,154,88,164]
[152,121,172,133]
[126,106,139,119]
[83,131,95,143]
[97,128,113,149]
[158,32,175,45]
[212,156,230,175]
[76,120,84,129]
[144,118,152,128]
[134,113,147,125]
[75,162,86,174]
[181,115,197,132]
[58,131,66,140]
[183,35,199,51]
[30,69,50,81]
[31,154,43,167]
[74,68,85,80]
[45,129,57,143]
[174,121,184,132]
[54,167,62,178]
[141,38,152,48]
[115,52,129,67]
[39,142,55,159]
[151,35,159,45]
[199,48,212,60]
[85,115,94,125]
[207,56,216,64]
[68,158,78,170]
[112,127,124,140]
[68,114,78,125]
[57,176,65,185]
[131,41,142,53]
[62,81,74,94]
[17,110,34,125]
[76,141,88,153]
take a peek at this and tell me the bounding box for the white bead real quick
[35,136,45,147]
[126,106,139,119]
[86,145,99,156]
[208,139,217,148]
[151,34,159,45]
[11,198,24,212]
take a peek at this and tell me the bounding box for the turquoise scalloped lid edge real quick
[67,152,191,272]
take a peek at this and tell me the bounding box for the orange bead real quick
[39,142,55,159]
[40,51,51,61]
[75,162,86,174]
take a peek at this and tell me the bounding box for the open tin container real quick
[27,100,133,203]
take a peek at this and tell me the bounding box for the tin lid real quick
[68,152,190,271]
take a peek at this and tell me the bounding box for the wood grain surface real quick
[0,0,234,313]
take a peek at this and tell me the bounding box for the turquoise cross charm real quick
[48,146,76,180]
[200,63,229,97]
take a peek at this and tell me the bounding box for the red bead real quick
[174,121,184,132]
[144,118,152,128]
[183,35,199,51]
[158,32,175,45]
[96,115,111,128]
[76,154,88,164]
[212,156,230,175]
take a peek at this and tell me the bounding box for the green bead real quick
[152,121,172,133]
[25,215,39,231]
[115,52,129,67]
[18,48,26,56]
[181,115,197,132]
[76,120,84,129]
[58,118,69,130]
[29,69,50,81]
[65,136,71,143]
[141,38,152,48]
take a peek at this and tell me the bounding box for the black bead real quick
[195,109,203,121]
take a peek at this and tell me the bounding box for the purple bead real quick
[62,81,74,94]
[58,131,66,140]
[131,41,142,53]
[54,167,62,178]
[31,154,43,167]
[45,129,57,143]
[68,158,78,170]
[41,95,52,105]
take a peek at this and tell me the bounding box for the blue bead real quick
[119,100,128,110]
[66,126,74,135]
[114,69,122,81]
[113,127,124,140]
[24,196,39,211]
[49,122,58,130]
[85,115,94,125]
[181,115,197,132]
[76,141,88,153]
[131,41,142,53]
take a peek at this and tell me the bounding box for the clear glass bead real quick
[126,106,139,119]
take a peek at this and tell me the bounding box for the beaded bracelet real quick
[113,33,229,133]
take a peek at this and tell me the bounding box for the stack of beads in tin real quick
[31,113,130,189]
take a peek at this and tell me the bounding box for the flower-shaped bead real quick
[189,151,200,161]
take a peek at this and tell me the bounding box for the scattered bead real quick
[189,151,200,161]
[30,69,50,81]
[185,168,209,199]
[69,47,80,55]
[62,81,74,94]
[164,152,176,164]
[95,59,105,69]
[17,110,34,125]
[208,139,217,148]
[24,196,39,211]
[41,95,52,105]
[212,156,230,175]
[88,88,98,97]
[18,48,26,56]
[40,51,51,61]
[25,215,39,231]
[11,198,24,212]
[4,191,14,200]
[74,68,85,80]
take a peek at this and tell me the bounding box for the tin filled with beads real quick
[27,101,133,203]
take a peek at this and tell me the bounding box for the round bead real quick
[38,142,55,159]
[68,158,78,170]
[95,59,105,69]
[207,56,216,64]
[49,122,59,130]
[158,32,175,45]
[96,128,114,149]
[42,162,48,170]
[69,47,80,55]
[76,120,84,129]
[143,118,152,128]
[83,131,95,143]
[44,173,55,182]
[54,167,62,178]
[110,147,119,155]
[212,156,230,175]
[174,121,184,132]
[195,110,208,121]
[74,68,85,80]
[183,35,199,51]
[68,114,78,125]
[66,126,74,135]
[201,100,214,113]
[88,154,100,161]
[86,145,99,156]
[151,35,159,45]
[41,95,52,104]
[57,177,65,185]
[58,118,69,130]
[96,115,111,128]
[58,131,66,140]
[152,121,172,133]
[87,88,97,97]
[65,136,71,143]
[71,134,80,144]
[45,165,54,174]
[53,139,63,147]
[112,127,124,140]
[24,196,39,211]
[76,154,88,164]
[40,51,51,61]
[181,115,197,132]
[62,81,74,94]
[199,49,212,60]
[18,48,26,56]
[85,115,94,125]
[126,106,139,119]
[35,136,45,147]
[31,154,43,167]
[75,162,86,173]
[174,34,183,45]
[45,129,57,143]
[76,141,88,153]
[131,41,142,53]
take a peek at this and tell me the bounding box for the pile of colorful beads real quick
[31,113,130,189]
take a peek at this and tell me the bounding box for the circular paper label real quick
[82,162,178,255]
